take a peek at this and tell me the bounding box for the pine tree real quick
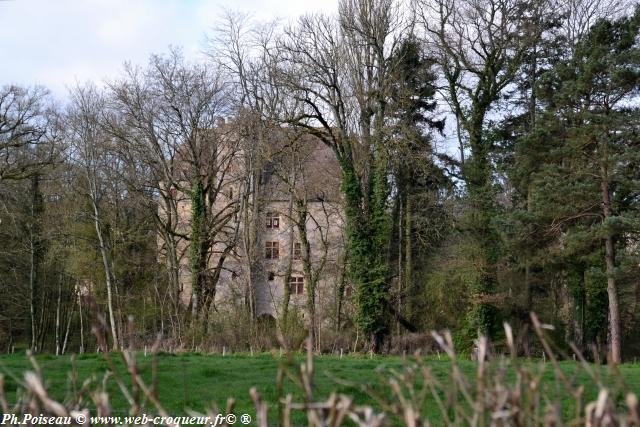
[387,38,448,328]
[528,8,640,361]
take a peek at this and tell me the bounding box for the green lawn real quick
[1,352,639,424]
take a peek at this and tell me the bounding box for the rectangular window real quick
[265,241,279,259]
[293,242,302,260]
[266,212,280,229]
[289,276,304,294]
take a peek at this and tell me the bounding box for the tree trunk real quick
[92,196,119,351]
[336,257,348,332]
[404,193,412,318]
[55,278,62,355]
[600,171,621,363]
[62,307,73,355]
[396,193,403,335]
[465,121,499,336]
[298,205,317,352]
[280,198,295,333]
[78,287,84,354]
[28,174,43,352]
[524,183,533,355]
[29,238,37,352]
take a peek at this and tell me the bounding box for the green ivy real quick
[340,156,391,350]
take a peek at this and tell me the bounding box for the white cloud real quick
[0,0,338,99]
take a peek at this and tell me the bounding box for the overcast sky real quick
[0,0,339,99]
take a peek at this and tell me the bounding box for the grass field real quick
[1,352,639,424]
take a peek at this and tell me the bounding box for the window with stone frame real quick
[293,242,302,260]
[265,241,279,259]
[289,276,304,294]
[266,212,280,229]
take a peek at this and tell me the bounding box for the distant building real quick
[161,126,346,320]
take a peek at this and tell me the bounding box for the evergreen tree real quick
[387,38,449,328]
[525,8,640,361]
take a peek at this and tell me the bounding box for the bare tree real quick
[270,0,408,350]
[0,85,57,181]
[561,0,631,47]
[209,14,287,334]
[265,131,342,350]
[104,64,185,332]
[65,84,120,350]
[106,50,239,325]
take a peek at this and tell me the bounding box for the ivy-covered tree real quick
[276,0,405,351]
[418,0,546,338]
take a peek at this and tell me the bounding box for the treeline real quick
[0,0,638,361]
